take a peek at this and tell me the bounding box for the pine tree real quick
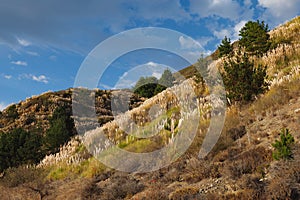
[272,128,295,160]
[239,20,270,56]
[134,77,146,91]
[218,36,233,58]
[44,105,76,153]
[158,69,175,88]
[0,128,43,171]
[221,50,268,103]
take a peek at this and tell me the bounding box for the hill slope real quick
[0,16,300,199]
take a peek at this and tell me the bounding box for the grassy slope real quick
[0,16,300,200]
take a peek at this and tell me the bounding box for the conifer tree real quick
[218,36,233,57]
[0,128,43,171]
[158,69,175,88]
[239,20,270,56]
[272,128,295,160]
[221,50,268,103]
[44,105,76,153]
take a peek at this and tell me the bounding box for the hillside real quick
[0,89,144,133]
[0,16,300,199]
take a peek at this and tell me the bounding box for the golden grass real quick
[248,75,300,117]
[46,157,106,180]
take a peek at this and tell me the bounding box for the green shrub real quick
[272,128,295,160]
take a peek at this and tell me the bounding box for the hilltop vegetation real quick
[133,69,175,98]
[0,16,300,199]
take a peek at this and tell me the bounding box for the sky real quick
[0,0,299,110]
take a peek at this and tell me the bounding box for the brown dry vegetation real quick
[0,16,300,200]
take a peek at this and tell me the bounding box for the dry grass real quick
[265,144,300,199]
[257,16,300,83]
[207,106,241,157]
[83,172,144,200]
[179,157,211,183]
[223,146,272,179]
[248,75,300,119]
[169,186,200,200]
[0,165,47,188]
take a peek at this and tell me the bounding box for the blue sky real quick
[0,0,299,110]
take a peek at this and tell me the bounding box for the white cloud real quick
[113,79,136,89]
[213,20,247,42]
[244,0,252,6]
[21,74,49,84]
[11,60,27,66]
[197,36,214,47]
[4,75,12,79]
[119,72,128,79]
[17,38,31,46]
[27,51,39,56]
[114,62,174,89]
[98,83,113,90]
[31,75,49,84]
[179,36,207,60]
[152,72,162,79]
[258,0,300,25]
[186,50,210,58]
[127,0,190,23]
[189,0,241,20]
[0,1,190,54]
[233,20,247,40]
[213,29,231,40]
[147,61,159,67]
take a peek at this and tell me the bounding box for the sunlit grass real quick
[46,157,106,180]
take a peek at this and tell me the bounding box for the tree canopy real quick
[133,69,175,98]
[239,20,270,56]
[221,51,268,103]
[44,105,76,153]
[133,76,159,98]
[0,128,43,172]
[218,36,233,58]
[158,69,175,87]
